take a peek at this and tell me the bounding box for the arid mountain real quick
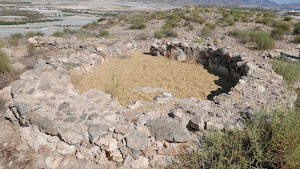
[279,2,300,9]
[189,0,278,7]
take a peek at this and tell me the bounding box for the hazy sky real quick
[271,0,300,4]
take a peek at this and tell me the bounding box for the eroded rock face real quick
[2,38,296,169]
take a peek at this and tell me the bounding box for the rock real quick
[110,149,123,162]
[95,135,118,152]
[131,156,149,169]
[114,127,131,135]
[26,114,58,136]
[154,92,175,102]
[88,124,110,142]
[215,48,228,56]
[34,59,47,69]
[123,155,135,167]
[173,130,192,143]
[58,127,85,144]
[145,119,178,141]
[175,49,187,62]
[76,151,85,159]
[187,115,204,131]
[28,37,38,44]
[128,101,144,110]
[126,131,149,151]
[244,62,256,74]
[45,153,64,169]
[56,142,76,155]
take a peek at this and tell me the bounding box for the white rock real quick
[45,154,63,169]
[131,156,149,169]
[56,142,76,155]
[28,37,37,44]
[95,135,118,152]
[76,151,85,159]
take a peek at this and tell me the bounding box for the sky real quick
[271,0,300,4]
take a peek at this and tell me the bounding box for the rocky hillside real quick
[190,0,277,7]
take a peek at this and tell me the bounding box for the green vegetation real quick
[295,35,300,43]
[0,19,61,25]
[25,31,44,38]
[97,17,105,22]
[272,57,300,88]
[273,21,291,32]
[154,31,164,39]
[0,50,10,73]
[202,23,216,35]
[256,17,275,25]
[228,28,249,43]
[241,17,249,23]
[52,31,64,37]
[192,38,207,44]
[98,29,110,38]
[271,28,285,39]
[294,22,300,35]
[8,33,23,46]
[249,31,275,50]
[82,21,98,30]
[129,18,146,30]
[283,16,293,22]
[172,110,300,169]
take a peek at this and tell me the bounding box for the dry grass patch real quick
[74,52,221,105]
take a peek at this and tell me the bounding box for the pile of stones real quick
[0,38,296,169]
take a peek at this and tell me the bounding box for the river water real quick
[0,15,98,37]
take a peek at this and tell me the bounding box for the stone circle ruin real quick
[2,36,296,168]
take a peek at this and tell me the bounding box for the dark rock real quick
[64,116,77,123]
[126,131,148,151]
[88,123,110,142]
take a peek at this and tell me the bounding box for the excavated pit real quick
[72,51,236,105]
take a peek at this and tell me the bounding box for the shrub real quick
[97,17,105,22]
[271,27,284,39]
[273,21,291,32]
[129,18,146,30]
[172,110,300,169]
[256,17,274,25]
[192,38,207,44]
[0,50,10,73]
[242,17,249,23]
[202,23,216,35]
[82,21,98,29]
[162,29,178,38]
[154,30,164,39]
[25,31,44,38]
[249,31,275,50]
[138,33,148,40]
[228,28,249,43]
[186,23,195,31]
[295,35,300,43]
[283,16,293,22]
[294,22,300,34]
[264,12,276,17]
[272,57,300,88]
[63,28,72,34]
[8,33,23,46]
[52,31,64,37]
[98,30,109,37]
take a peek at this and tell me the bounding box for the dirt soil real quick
[74,52,226,105]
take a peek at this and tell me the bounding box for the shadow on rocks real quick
[206,67,237,101]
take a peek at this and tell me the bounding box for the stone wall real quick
[0,38,297,169]
[150,40,249,80]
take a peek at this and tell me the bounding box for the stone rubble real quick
[0,37,296,169]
